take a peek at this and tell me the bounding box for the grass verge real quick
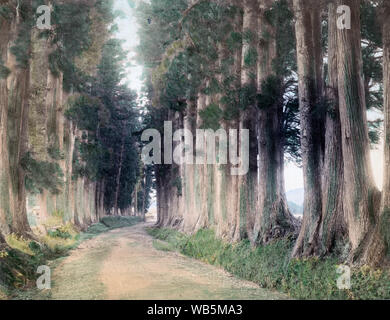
[146,227,390,300]
[0,216,142,299]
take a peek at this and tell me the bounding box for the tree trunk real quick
[0,2,33,237]
[254,0,298,244]
[212,3,243,242]
[292,0,324,257]
[113,135,125,215]
[0,15,12,236]
[379,0,390,258]
[336,0,381,263]
[230,6,243,242]
[359,1,390,265]
[239,0,259,241]
[319,1,348,255]
[141,175,146,221]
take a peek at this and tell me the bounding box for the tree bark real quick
[0,2,33,237]
[239,0,259,241]
[379,0,390,258]
[336,0,381,263]
[292,0,324,257]
[113,135,125,215]
[254,0,299,244]
[359,0,390,265]
[141,174,146,221]
[213,3,243,241]
[319,1,348,255]
[0,13,12,236]
[230,6,243,242]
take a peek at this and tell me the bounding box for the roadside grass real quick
[146,227,390,300]
[0,216,142,299]
[152,239,175,252]
[99,216,143,229]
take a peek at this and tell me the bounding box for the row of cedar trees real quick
[138,0,390,266]
[0,0,149,245]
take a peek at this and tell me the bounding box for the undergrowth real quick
[0,216,142,299]
[147,227,390,300]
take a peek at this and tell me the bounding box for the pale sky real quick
[114,0,143,93]
[114,0,384,193]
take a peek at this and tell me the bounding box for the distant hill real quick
[288,201,303,216]
[286,188,304,207]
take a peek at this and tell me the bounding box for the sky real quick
[113,0,384,193]
[114,0,143,93]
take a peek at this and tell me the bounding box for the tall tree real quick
[254,0,298,244]
[239,0,259,240]
[380,0,390,253]
[292,0,324,257]
[319,0,348,255]
[377,0,390,262]
[336,0,380,262]
[360,0,390,265]
[0,1,13,236]
[0,0,33,237]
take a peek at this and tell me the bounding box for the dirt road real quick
[47,223,288,300]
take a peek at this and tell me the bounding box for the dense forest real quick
[137,0,390,268]
[0,0,389,300]
[0,0,151,242]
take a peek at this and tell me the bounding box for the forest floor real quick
[35,223,288,300]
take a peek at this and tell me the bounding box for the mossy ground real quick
[147,227,390,300]
[0,216,142,299]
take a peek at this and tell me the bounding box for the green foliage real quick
[65,96,102,131]
[47,144,64,161]
[0,59,10,79]
[49,2,92,89]
[243,47,258,68]
[47,227,72,240]
[148,227,390,300]
[0,246,40,290]
[239,84,257,111]
[136,0,240,113]
[21,152,64,195]
[65,95,106,181]
[199,103,223,130]
[227,31,242,51]
[172,176,183,197]
[6,234,34,255]
[96,0,115,22]
[361,1,382,48]
[65,38,143,212]
[368,119,383,147]
[10,22,31,69]
[0,4,13,20]
[100,216,142,229]
[360,1,384,146]
[283,96,301,165]
[242,29,256,44]
[362,45,383,112]
[268,0,297,77]
[137,165,154,214]
[82,222,110,235]
[257,76,282,110]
